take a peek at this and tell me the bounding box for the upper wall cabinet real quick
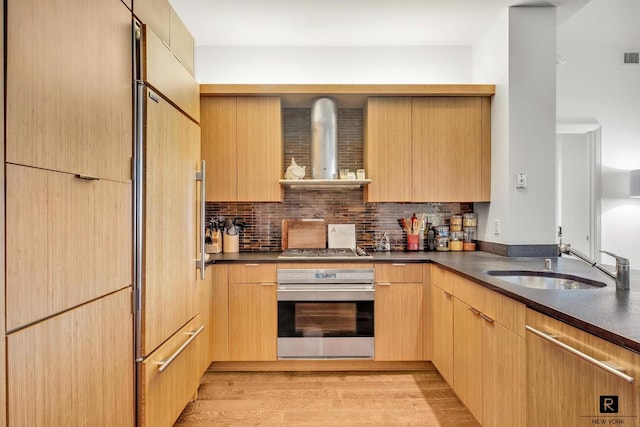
[6,0,132,182]
[135,0,195,75]
[142,26,200,123]
[201,96,283,202]
[365,96,491,202]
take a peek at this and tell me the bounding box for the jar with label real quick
[463,226,477,251]
[436,236,450,252]
[463,213,477,227]
[450,215,463,232]
[450,231,464,251]
[436,225,450,237]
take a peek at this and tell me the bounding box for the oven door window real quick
[278,301,374,338]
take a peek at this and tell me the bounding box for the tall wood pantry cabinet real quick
[3,0,134,425]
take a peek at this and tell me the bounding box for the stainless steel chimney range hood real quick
[280,96,371,190]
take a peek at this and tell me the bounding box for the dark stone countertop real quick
[206,250,640,353]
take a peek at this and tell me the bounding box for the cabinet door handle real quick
[391,263,406,267]
[468,307,481,316]
[480,313,495,324]
[195,160,206,280]
[75,174,100,181]
[525,325,634,383]
[377,282,392,286]
[442,290,452,298]
[261,282,276,286]
[157,325,204,373]
[246,264,259,267]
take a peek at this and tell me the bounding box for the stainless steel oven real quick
[277,268,375,359]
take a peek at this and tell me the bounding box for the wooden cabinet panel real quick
[143,25,200,123]
[365,97,412,202]
[6,165,131,330]
[375,283,424,361]
[526,309,640,427]
[7,289,134,427]
[210,265,230,362]
[201,97,238,201]
[134,0,171,46]
[139,315,204,427]
[142,89,200,355]
[201,96,283,202]
[412,97,483,202]
[375,263,422,283]
[6,0,132,181]
[0,4,5,422]
[236,97,283,201]
[453,297,484,423]
[228,283,277,361]
[229,263,277,284]
[484,321,526,427]
[431,282,454,386]
[423,264,433,361]
[431,264,453,294]
[170,8,194,75]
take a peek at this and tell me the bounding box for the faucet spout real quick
[558,243,630,290]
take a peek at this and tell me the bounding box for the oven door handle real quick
[277,288,375,292]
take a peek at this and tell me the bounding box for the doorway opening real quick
[556,118,601,261]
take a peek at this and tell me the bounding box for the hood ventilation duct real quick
[311,97,338,179]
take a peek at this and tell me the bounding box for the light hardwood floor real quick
[175,366,480,426]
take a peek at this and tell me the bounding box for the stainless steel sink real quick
[485,270,607,290]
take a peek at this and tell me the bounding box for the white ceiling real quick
[169,0,591,47]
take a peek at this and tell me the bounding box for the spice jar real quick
[463,213,477,227]
[450,231,463,251]
[436,236,450,252]
[450,215,463,232]
[436,225,450,237]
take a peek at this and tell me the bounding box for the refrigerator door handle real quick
[196,160,206,279]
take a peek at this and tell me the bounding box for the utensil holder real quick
[223,234,239,253]
[206,230,222,254]
[406,234,419,251]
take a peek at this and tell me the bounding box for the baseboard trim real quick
[207,360,434,372]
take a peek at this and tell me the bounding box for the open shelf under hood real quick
[279,179,371,190]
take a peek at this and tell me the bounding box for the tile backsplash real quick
[205,108,472,252]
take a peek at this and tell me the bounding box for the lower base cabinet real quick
[526,309,640,427]
[138,315,204,427]
[6,288,134,426]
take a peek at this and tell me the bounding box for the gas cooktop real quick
[278,247,372,260]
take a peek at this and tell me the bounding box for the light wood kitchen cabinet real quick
[412,97,491,202]
[526,309,640,427]
[138,315,204,427]
[365,97,412,202]
[6,0,132,182]
[228,264,278,361]
[201,96,283,202]
[5,164,131,331]
[430,265,455,386]
[451,273,526,427]
[365,96,491,202]
[142,25,200,123]
[142,86,201,356]
[374,263,424,361]
[135,0,195,75]
[7,289,134,427]
[210,264,230,362]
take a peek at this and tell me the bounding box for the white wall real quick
[557,0,640,266]
[473,7,557,246]
[195,46,472,84]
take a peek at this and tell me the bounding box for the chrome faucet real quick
[558,243,630,290]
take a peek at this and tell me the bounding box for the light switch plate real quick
[516,172,528,188]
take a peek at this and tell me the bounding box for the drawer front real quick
[431,264,453,293]
[376,263,423,283]
[6,164,131,330]
[139,315,204,427]
[453,275,485,311]
[229,263,277,284]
